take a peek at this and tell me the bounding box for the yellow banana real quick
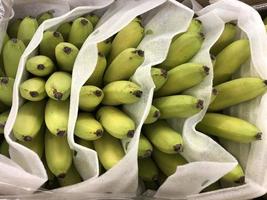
[79,85,104,111]
[151,68,168,91]
[76,137,94,149]
[221,164,245,185]
[0,139,9,157]
[84,14,99,27]
[20,77,47,101]
[97,38,112,56]
[58,163,82,187]
[144,105,160,124]
[26,55,55,77]
[0,110,9,134]
[7,18,22,38]
[0,77,14,106]
[138,157,159,182]
[17,16,38,46]
[37,11,54,25]
[56,22,72,41]
[138,134,153,158]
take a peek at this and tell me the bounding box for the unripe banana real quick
[2,33,10,49]
[3,39,26,78]
[213,40,250,85]
[0,110,9,134]
[55,42,79,72]
[97,38,112,56]
[85,53,107,87]
[153,95,204,119]
[40,31,64,61]
[79,85,104,111]
[211,23,237,56]
[197,113,261,143]
[68,17,93,49]
[57,22,72,41]
[102,80,142,106]
[109,18,144,61]
[221,164,245,184]
[7,18,22,38]
[45,129,72,178]
[103,48,144,84]
[144,105,160,124]
[26,55,55,77]
[17,16,38,45]
[143,120,183,154]
[160,32,204,70]
[84,14,99,27]
[76,137,94,149]
[209,77,267,111]
[0,101,8,113]
[210,88,218,105]
[58,164,82,187]
[138,134,153,158]
[0,77,14,106]
[151,68,168,91]
[152,147,187,176]
[96,106,135,139]
[13,100,45,142]
[37,11,54,25]
[138,157,159,182]
[0,33,10,75]
[42,157,58,189]
[156,63,209,97]
[0,139,9,157]
[20,77,47,101]
[93,132,125,170]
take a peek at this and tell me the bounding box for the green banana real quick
[17,16,38,46]
[13,100,45,142]
[7,18,22,38]
[143,120,183,154]
[138,134,153,158]
[213,39,250,85]
[102,80,143,106]
[96,106,135,139]
[45,129,72,178]
[0,101,8,113]
[40,31,64,61]
[45,71,72,101]
[37,11,54,25]
[151,68,168,91]
[221,164,245,184]
[103,48,144,84]
[58,164,82,187]
[55,42,79,72]
[155,63,209,97]
[79,85,104,111]
[153,95,204,119]
[84,14,99,27]
[20,77,47,101]
[196,113,261,143]
[2,33,10,50]
[56,22,72,41]
[210,88,218,105]
[26,55,55,77]
[68,17,93,49]
[97,38,112,56]
[93,132,125,170]
[138,157,159,182]
[209,77,267,111]
[144,105,160,124]
[109,18,144,61]
[211,23,237,56]
[76,137,94,149]
[0,139,9,157]
[85,53,107,87]
[152,147,187,176]
[3,39,26,78]
[45,98,69,136]
[0,33,10,76]
[42,157,58,189]
[0,77,14,106]
[0,110,9,134]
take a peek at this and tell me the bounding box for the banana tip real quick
[255,132,262,140]
[95,129,103,137]
[203,66,210,75]
[53,91,63,100]
[81,18,89,25]
[210,54,216,61]
[57,130,66,137]
[143,149,152,158]
[0,77,9,84]
[23,136,33,142]
[212,88,218,95]
[53,31,61,38]
[160,68,168,78]
[127,130,135,138]
[173,144,183,152]
[57,173,66,179]
[235,176,245,184]
[153,110,161,119]
[94,90,103,97]
[263,80,267,85]
[30,91,39,97]
[196,100,204,110]
[98,52,104,57]
[136,50,144,57]
[199,32,205,39]
[133,90,143,98]
[11,38,18,43]
[63,46,72,54]
[195,19,202,24]
[37,64,45,70]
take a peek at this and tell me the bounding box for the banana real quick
[213,39,250,85]
[209,77,267,111]
[13,100,45,142]
[3,39,26,78]
[138,157,159,182]
[103,48,144,84]
[151,67,168,91]
[2,33,10,50]
[7,18,22,38]
[210,88,218,105]
[196,113,261,143]
[221,164,245,184]
[210,23,237,56]
[138,134,153,158]
[45,71,71,101]
[40,31,64,61]
[264,17,267,25]
[0,33,9,75]
[42,157,58,189]
[143,120,183,154]
[109,18,144,61]
[96,106,135,139]
[0,139,9,157]
[76,137,94,149]
[57,22,72,41]
[144,105,160,124]
[0,77,14,106]
[160,32,204,70]
[26,55,55,77]
[102,80,143,106]
[68,17,93,49]
[155,63,209,97]
[84,14,99,27]
[97,38,112,56]
[55,42,79,72]
[152,147,187,176]
[153,95,204,119]
[45,98,69,136]
[0,110,9,134]
[58,164,82,187]
[37,11,53,25]
[45,129,72,178]
[79,85,104,111]
[85,53,107,87]
[93,132,125,170]
[17,16,38,46]
[20,77,47,101]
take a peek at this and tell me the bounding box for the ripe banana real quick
[155,63,209,97]
[93,132,125,170]
[0,110,9,134]
[97,38,112,56]
[7,18,22,38]
[79,85,104,111]
[37,11,54,25]
[213,39,250,85]
[45,98,69,136]
[153,95,204,119]
[76,137,94,149]
[196,113,261,143]
[20,77,47,101]
[102,80,143,106]
[26,55,55,77]
[143,120,183,154]
[96,106,135,139]
[17,16,38,46]
[56,22,72,41]
[221,164,245,184]
[144,105,160,124]
[0,77,14,106]
[0,139,9,157]
[138,157,159,182]
[45,71,71,101]
[151,68,168,91]
[84,14,99,27]
[58,164,82,187]
[209,77,267,111]
[138,134,153,158]
[13,100,45,142]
